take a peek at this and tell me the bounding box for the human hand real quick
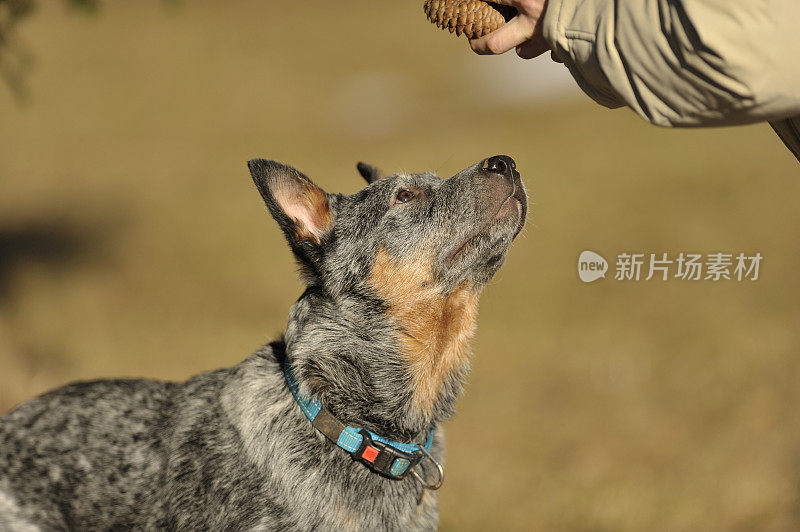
[469,0,550,59]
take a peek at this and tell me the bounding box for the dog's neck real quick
[281,287,479,441]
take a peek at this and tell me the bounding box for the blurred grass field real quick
[1,1,800,530]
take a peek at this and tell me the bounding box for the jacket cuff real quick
[542,0,624,109]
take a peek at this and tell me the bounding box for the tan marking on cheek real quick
[368,248,480,418]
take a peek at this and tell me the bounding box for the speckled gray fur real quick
[0,156,527,530]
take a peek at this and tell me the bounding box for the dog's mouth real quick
[446,175,527,267]
[503,171,528,238]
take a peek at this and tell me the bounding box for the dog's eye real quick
[394,190,415,204]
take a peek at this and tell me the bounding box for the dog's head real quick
[248,156,527,437]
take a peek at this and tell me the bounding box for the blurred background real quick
[1,1,799,529]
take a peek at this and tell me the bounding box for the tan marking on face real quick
[272,179,332,242]
[368,247,480,418]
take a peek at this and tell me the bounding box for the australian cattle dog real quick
[0,155,527,530]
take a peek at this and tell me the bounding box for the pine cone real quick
[423,0,517,39]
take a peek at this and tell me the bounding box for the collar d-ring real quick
[410,445,444,490]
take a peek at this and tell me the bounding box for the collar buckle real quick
[354,429,423,480]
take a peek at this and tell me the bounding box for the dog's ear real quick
[248,159,334,276]
[356,161,382,184]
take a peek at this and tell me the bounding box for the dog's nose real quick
[484,155,516,179]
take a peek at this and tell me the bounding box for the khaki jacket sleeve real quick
[542,0,800,162]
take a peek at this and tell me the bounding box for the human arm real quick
[471,0,800,128]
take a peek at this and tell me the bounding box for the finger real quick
[469,16,536,55]
[515,38,549,60]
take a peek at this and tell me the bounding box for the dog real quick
[0,155,527,530]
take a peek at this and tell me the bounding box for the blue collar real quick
[282,361,442,488]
